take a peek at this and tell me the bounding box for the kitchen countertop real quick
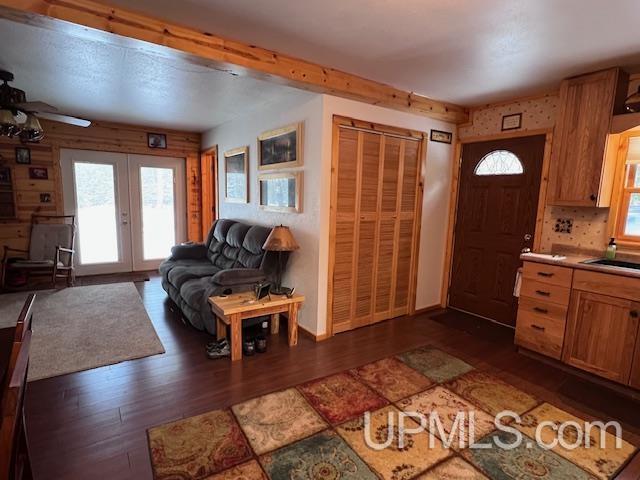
[520,252,640,279]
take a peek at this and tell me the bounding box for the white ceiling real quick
[104,0,640,106]
[0,19,313,132]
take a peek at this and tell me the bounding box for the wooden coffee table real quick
[208,291,305,361]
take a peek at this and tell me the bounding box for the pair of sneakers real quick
[206,338,230,359]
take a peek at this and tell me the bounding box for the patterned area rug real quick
[147,345,638,480]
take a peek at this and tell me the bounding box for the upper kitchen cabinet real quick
[548,68,629,207]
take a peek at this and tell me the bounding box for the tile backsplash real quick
[540,206,609,254]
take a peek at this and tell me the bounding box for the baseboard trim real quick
[413,304,444,316]
[299,324,330,342]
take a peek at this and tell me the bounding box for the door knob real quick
[631,310,638,318]
[524,233,532,241]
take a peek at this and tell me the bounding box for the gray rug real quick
[0,283,165,381]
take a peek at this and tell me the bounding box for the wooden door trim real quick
[459,128,552,145]
[200,145,218,237]
[327,116,426,336]
[332,116,428,140]
[441,131,552,307]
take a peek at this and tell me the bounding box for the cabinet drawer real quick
[523,261,573,288]
[520,279,571,306]
[572,269,640,302]
[515,310,566,360]
[518,296,568,322]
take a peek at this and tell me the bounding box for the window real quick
[474,150,524,176]
[616,136,640,242]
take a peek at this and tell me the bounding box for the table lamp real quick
[262,225,299,295]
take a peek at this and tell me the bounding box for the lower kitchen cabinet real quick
[562,291,639,384]
[516,261,640,389]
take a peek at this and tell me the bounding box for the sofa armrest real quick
[211,268,266,286]
[170,243,208,260]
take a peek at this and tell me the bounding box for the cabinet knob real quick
[631,311,639,318]
[590,194,597,201]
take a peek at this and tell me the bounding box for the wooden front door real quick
[449,135,545,326]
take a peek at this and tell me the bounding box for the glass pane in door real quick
[73,162,119,264]
[140,166,176,260]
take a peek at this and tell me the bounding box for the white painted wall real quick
[202,93,456,337]
[202,93,322,333]
[317,95,456,335]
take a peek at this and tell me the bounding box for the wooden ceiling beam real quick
[0,0,469,124]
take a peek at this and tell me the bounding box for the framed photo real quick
[29,167,48,180]
[430,129,452,144]
[258,172,302,213]
[40,193,52,203]
[15,147,31,164]
[501,113,522,131]
[147,132,167,149]
[258,123,302,170]
[224,146,249,203]
[0,167,11,185]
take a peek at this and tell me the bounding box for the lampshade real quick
[19,114,44,142]
[0,109,20,137]
[263,225,299,251]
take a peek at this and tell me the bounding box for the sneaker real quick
[206,338,228,352]
[207,343,230,359]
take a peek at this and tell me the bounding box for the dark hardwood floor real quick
[24,277,640,480]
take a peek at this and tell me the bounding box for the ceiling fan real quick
[0,69,91,142]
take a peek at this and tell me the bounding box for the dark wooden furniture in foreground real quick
[1,215,75,290]
[209,291,304,361]
[18,277,640,480]
[0,294,35,480]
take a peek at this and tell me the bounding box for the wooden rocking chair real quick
[1,215,76,290]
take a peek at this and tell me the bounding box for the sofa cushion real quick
[168,263,220,288]
[212,268,266,286]
[206,219,236,264]
[170,243,208,260]
[235,225,270,269]
[213,223,250,269]
[159,258,202,276]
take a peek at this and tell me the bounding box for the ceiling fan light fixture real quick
[19,113,44,142]
[0,108,21,137]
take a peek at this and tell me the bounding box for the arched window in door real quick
[474,150,523,176]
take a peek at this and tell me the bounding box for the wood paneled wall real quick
[0,119,202,252]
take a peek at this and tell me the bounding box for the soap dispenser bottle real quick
[605,238,617,260]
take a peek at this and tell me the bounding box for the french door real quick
[61,149,186,275]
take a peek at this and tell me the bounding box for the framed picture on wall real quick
[15,147,31,164]
[257,123,302,170]
[258,172,302,213]
[224,146,249,203]
[147,132,167,149]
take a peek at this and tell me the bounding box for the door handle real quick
[537,272,554,278]
[631,310,639,318]
[531,324,546,331]
[533,307,548,314]
[535,290,551,297]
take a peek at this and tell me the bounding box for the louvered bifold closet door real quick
[393,138,421,315]
[331,128,359,333]
[331,121,423,334]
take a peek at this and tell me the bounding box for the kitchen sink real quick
[581,258,640,270]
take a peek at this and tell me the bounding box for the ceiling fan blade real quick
[35,111,91,128]
[14,101,58,113]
